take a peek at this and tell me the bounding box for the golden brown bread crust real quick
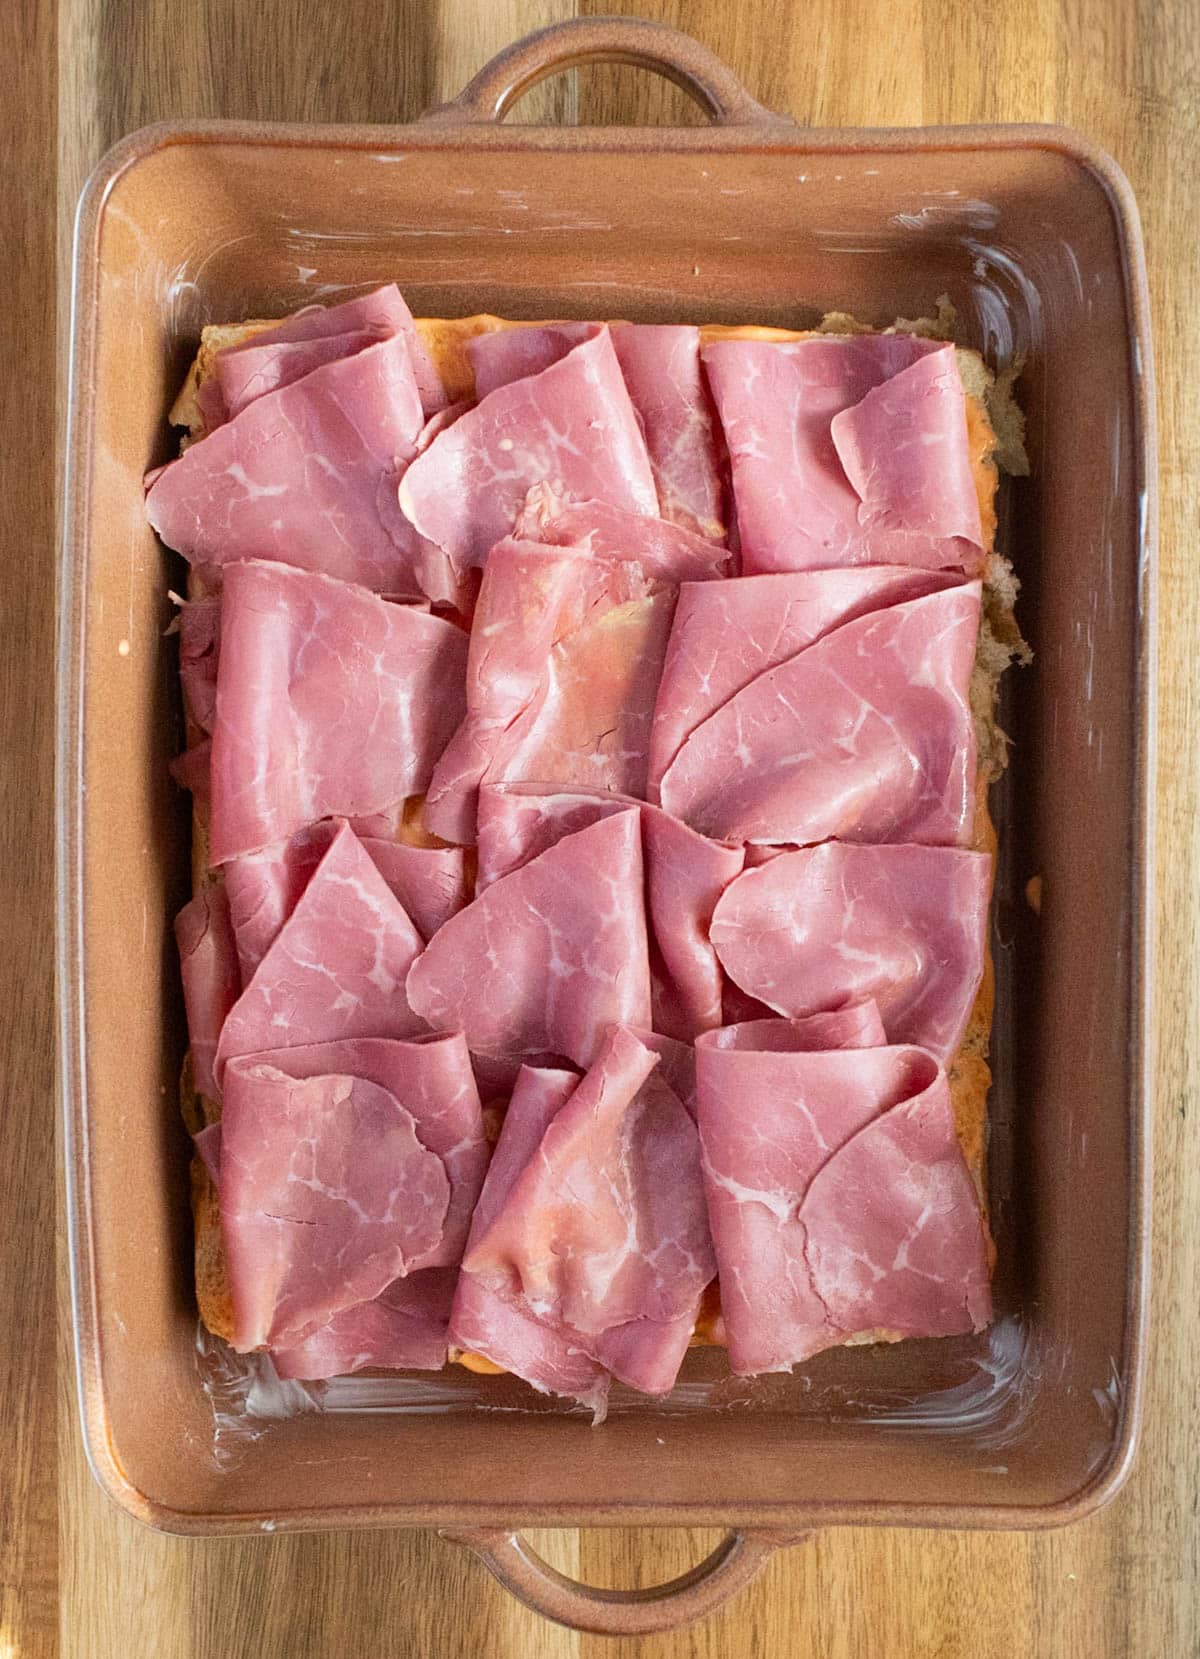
[175,306,1026,1354]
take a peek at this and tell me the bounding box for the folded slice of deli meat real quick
[646,565,957,800]
[610,323,726,540]
[207,1032,486,1373]
[468,323,726,540]
[702,334,983,576]
[406,810,651,1082]
[466,321,600,398]
[220,1067,447,1352]
[476,784,744,1041]
[203,285,447,427]
[147,323,435,596]
[271,1265,460,1380]
[828,345,985,564]
[398,330,658,571]
[449,1064,611,1416]
[229,1032,488,1267]
[709,842,991,1063]
[658,583,980,847]
[422,540,669,843]
[215,822,426,1083]
[453,1027,715,1416]
[223,819,467,982]
[208,560,466,864]
[239,1031,487,1376]
[695,1017,991,1374]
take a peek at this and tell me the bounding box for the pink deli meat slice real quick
[195,288,418,428]
[176,595,221,733]
[658,583,981,847]
[219,1062,449,1351]
[709,843,991,1063]
[224,821,467,981]
[702,333,981,575]
[210,286,447,425]
[802,1089,993,1339]
[467,321,599,398]
[233,1031,486,1379]
[215,822,426,1083]
[170,738,212,817]
[146,330,430,594]
[397,330,658,571]
[493,585,674,805]
[222,820,340,983]
[175,884,240,1100]
[610,323,726,539]
[830,346,984,563]
[476,784,744,1040]
[208,560,467,864]
[213,330,383,425]
[646,565,957,799]
[461,1028,715,1404]
[228,1033,488,1266]
[515,485,729,582]
[271,1265,459,1379]
[449,1065,612,1416]
[423,539,674,843]
[704,1003,890,1055]
[406,810,651,1078]
[355,839,469,944]
[627,1029,699,1116]
[468,324,726,541]
[421,539,643,843]
[694,1027,990,1373]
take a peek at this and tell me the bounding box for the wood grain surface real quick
[0,0,1187,1652]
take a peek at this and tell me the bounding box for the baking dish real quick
[59,17,1155,1635]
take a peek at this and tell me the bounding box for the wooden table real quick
[3,0,1192,1652]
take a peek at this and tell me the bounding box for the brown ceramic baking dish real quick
[58,18,1155,1636]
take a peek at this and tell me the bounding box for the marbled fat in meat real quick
[695,1021,990,1373]
[658,584,981,847]
[406,810,651,1079]
[647,565,956,799]
[215,823,426,1083]
[709,842,991,1062]
[476,784,743,1040]
[208,560,467,863]
[703,333,980,574]
[397,331,658,570]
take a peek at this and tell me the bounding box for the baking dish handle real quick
[438,1525,810,1635]
[418,17,793,128]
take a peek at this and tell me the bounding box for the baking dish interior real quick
[64,128,1147,1530]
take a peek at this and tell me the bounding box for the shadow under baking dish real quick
[61,122,1152,1533]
